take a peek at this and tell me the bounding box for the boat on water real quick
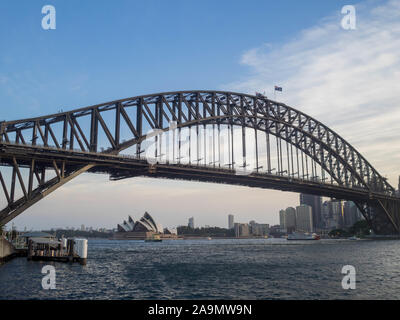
[348,235,360,240]
[145,234,162,242]
[287,232,320,240]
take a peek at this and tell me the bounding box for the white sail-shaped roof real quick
[117,212,160,233]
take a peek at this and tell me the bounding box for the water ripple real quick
[1,238,400,299]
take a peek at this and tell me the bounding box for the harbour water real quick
[1,238,400,300]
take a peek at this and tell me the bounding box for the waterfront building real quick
[118,215,135,232]
[320,200,363,230]
[164,227,178,235]
[295,205,313,232]
[279,209,285,229]
[300,194,322,229]
[188,217,195,229]
[234,223,250,237]
[228,214,234,229]
[156,223,163,233]
[321,201,331,228]
[269,224,285,238]
[285,207,296,233]
[343,201,364,227]
[249,220,269,236]
[325,217,338,230]
[330,201,344,229]
[114,212,171,240]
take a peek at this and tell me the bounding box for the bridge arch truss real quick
[0,91,399,233]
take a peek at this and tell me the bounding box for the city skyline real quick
[7,209,276,232]
[279,194,365,234]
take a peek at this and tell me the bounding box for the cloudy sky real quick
[1,0,399,230]
[225,0,400,186]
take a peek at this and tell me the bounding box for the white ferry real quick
[287,232,320,240]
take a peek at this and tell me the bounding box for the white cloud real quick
[224,0,400,186]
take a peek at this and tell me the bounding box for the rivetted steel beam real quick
[0,164,95,226]
[0,90,398,232]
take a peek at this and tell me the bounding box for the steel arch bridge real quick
[0,90,399,233]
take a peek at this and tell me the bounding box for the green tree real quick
[328,229,350,238]
[348,220,371,236]
[177,226,235,237]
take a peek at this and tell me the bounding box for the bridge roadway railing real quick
[1,140,397,201]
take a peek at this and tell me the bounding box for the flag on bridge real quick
[274,86,282,92]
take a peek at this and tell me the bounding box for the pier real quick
[1,231,88,265]
[27,238,87,265]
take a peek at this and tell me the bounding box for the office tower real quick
[234,223,239,237]
[228,214,234,229]
[279,209,286,229]
[285,207,296,233]
[330,201,344,229]
[249,220,256,232]
[343,201,364,227]
[321,200,337,229]
[300,193,322,229]
[295,204,313,232]
[343,201,353,227]
[321,201,330,228]
[249,220,269,236]
[188,217,194,229]
[234,223,250,237]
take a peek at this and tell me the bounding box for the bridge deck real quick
[1,142,397,204]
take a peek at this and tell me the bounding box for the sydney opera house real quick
[114,212,177,240]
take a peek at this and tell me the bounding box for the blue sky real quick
[1,0,399,230]
[1,0,351,120]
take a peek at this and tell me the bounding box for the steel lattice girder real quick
[0,90,399,232]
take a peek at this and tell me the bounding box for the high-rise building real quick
[249,220,269,236]
[295,205,313,232]
[343,201,363,227]
[81,224,85,231]
[285,207,296,233]
[188,217,194,229]
[330,201,344,229]
[321,201,331,228]
[234,223,250,237]
[279,209,286,229]
[321,200,363,230]
[228,214,234,229]
[300,194,322,229]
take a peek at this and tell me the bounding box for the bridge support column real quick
[355,200,400,235]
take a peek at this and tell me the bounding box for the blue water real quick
[1,238,400,299]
